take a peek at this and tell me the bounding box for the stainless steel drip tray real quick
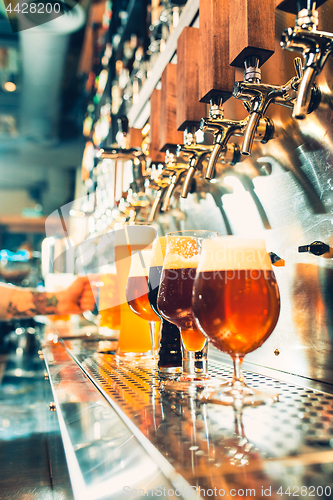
[56,338,333,499]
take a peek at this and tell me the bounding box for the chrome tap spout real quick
[200,116,248,178]
[161,168,188,212]
[148,180,170,222]
[181,151,210,198]
[281,27,332,118]
[232,80,286,155]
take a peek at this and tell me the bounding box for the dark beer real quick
[192,269,280,356]
[157,267,207,352]
[148,264,182,369]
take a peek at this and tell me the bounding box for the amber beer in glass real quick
[157,230,223,391]
[192,236,281,406]
[148,237,182,374]
[126,250,160,359]
[114,225,157,358]
[126,251,159,322]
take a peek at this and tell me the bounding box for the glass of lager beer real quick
[192,236,281,407]
[126,249,161,360]
[98,266,121,335]
[114,224,157,359]
[157,230,225,392]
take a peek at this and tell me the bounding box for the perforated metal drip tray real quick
[64,339,333,499]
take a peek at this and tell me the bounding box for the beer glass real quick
[114,225,157,359]
[126,249,160,360]
[97,265,121,335]
[157,230,224,391]
[148,237,182,375]
[192,236,280,407]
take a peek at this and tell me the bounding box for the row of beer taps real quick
[97,0,333,227]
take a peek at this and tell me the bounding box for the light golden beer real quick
[114,226,157,357]
[98,272,121,330]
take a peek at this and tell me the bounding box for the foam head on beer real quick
[163,236,200,270]
[198,237,272,273]
[150,237,167,268]
[113,225,157,249]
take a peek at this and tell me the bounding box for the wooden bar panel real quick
[176,27,207,131]
[276,0,327,14]
[129,128,142,148]
[159,63,183,151]
[199,0,235,103]
[149,89,165,163]
[229,0,275,68]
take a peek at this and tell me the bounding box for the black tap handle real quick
[276,0,327,14]
[269,252,285,266]
[118,116,129,135]
[298,240,330,256]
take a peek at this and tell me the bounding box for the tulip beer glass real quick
[157,230,223,391]
[192,236,280,407]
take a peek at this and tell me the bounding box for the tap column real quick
[229,0,276,155]
[198,0,235,104]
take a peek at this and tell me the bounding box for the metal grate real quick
[66,341,333,499]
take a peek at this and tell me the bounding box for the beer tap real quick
[231,55,310,156]
[227,0,278,156]
[160,150,188,212]
[175,131,235,234]
[173,126,213,198]
[200,95,276,179]
[148,175,171,222]
[278,0,329,119]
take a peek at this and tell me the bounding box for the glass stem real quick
[181,340,208,376]
[232,355,245,386]
[148,321,156,360]
[234,408,245,438]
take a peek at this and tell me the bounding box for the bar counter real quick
[43,326,333,500]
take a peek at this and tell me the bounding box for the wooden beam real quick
[159,63,183,151]
[229,0,275,68]
[177,27,207,131]
[198,0,235,103]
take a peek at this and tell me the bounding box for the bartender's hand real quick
[2,276,96,320]
[56,276,96,315]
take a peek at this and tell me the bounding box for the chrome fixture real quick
[232,55,320,155]
[280,0,330,119]
[176,129,214,198]
[200,97,273,176]
[159,151,188,212]
[148,177,171,222]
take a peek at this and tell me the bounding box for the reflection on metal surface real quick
[44,341,199,500]
[47,339,333,500]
